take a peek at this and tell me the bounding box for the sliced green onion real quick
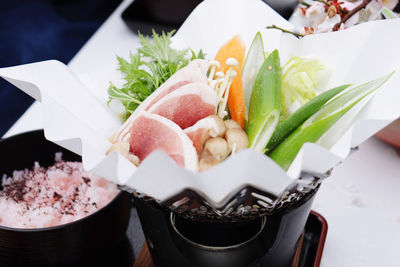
[247,49,281,153]
[269,72,394,170]
[266,84,351,152]
[242,32,265,120]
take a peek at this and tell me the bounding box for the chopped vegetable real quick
[224,119,242,130]
[247,50,281,153]
[108,30,204,120]
[266,84,351,152]
[270,72,394,170]
[281,56,325,120]
[242,32,266,120]
[214,35,246,128]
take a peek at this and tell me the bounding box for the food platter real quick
[1,0,400,215]
[0,0,400,266]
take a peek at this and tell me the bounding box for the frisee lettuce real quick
[280,56,324,120]
[108,30,204,121]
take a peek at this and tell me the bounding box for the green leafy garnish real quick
[108,30,205,120]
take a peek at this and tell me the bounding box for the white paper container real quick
[0,0,399,218]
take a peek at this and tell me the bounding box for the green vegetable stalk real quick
[269,72,394,171]
[242,32,265,120]
[247,49,281,153]
[266,84,351,152]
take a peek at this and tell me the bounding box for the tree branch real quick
[266,25,304,38]
[333,0,372,31]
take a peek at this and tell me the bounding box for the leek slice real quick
[247,50,281,153]
[270,72,394,170]
[242,32,265,120]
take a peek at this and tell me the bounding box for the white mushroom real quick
[224,119,242,130]
[216,79,226,103]
[204,137,231,161]
[208,115,226,137]
[225,57,239,67]
[207,60,221,81]
[199,151,220,171]
[215,71,225,79]
[217,69,237,118]
[207,57,239,120]
[209,80,219,91]
[225,128,249,152]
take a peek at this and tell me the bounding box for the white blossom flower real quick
[366,0,384,21]
[317,14,341,33]
[342,1,360,27]
[306,2,327,28]
[299,0,398,34]
[341,1,359,11]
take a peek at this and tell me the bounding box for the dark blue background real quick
[0,0,121,136]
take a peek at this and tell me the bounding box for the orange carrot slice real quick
[214,35,246,129]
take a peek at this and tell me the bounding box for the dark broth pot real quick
[134,187,317,267]
[0,130,131,266]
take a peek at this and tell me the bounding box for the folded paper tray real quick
[132,210,328,267]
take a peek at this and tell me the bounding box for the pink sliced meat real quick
[185,127,208,153]
[128,112,198,171]
[184,116,226,153]
[113,59,210,143]
[145,80,190,111]
[147,83,217,129]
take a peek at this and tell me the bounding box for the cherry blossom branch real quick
[299,1,311,7]
[314,0,349,14]
[266,25,304,38]
[333,0,372,31]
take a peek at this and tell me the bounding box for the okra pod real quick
[269,72,394,170]
[266,84,351,152]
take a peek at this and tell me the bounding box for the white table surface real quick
[3,1,400,266]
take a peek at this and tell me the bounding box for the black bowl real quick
[134,187,318,267]
[0,130,132,267]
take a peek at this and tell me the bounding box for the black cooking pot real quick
[134,186,317,267]
[0,130,131,267]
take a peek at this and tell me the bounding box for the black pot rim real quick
[0,129,124,232]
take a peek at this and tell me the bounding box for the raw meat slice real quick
[127,112,198,171]
[145,59,211,110]
[113,59,210,142]
[184,115,226,153]
[147,83,218,129]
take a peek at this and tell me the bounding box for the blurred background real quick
[2,0,397,147]
[0,0,122,136]
[0,0,300,137]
